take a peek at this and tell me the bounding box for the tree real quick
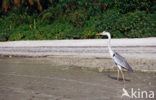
[1,0,52,12]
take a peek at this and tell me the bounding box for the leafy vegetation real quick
[0,0,156,41]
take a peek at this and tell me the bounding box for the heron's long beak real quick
[96,32,103,35]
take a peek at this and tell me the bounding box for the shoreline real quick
[0,38,156,72]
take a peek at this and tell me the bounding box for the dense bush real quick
[0,0,155,41]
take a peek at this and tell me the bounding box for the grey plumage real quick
[97,31,133,86]
[112,52,133,72]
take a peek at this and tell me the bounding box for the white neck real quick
[105,32,114,57]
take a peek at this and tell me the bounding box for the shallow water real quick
[0,57,155,100]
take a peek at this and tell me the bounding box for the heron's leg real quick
[117,69,119,81]
[116,69,120,88]
[120,69,125,87]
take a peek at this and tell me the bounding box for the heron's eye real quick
[113,54,115,57]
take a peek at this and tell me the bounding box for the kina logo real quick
[121,88,155,99]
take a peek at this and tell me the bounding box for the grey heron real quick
[97,31,133,86]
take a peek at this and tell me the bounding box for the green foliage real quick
[95,10,156,38]
[0,0,156,41]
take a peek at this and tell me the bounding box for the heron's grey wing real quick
[112,52,133,72]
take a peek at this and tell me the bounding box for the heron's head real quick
[96,31,109,36]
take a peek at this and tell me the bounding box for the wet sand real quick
[0,57,155,100]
